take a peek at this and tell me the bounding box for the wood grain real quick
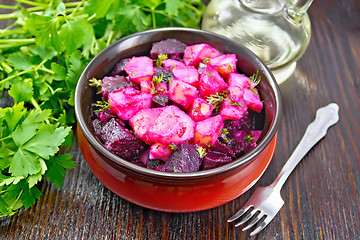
[1,0,359,239]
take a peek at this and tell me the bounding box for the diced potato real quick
[250,130,262,147]
[228,86,244,103]
[219,98,248,120]
[193,115,224,147]
[124,56,154,83]
[209,54,237,79]
[108,87,153,120]
[162,59,186,69]
[140,81,168,95]
[188,97,214,122]
[243,88,263,113]
[183,43,222,67]
[172,66,199,87]
[227,73,250,90]
[199,65,228,97]
[140,80,153,94]
[147,105,195,145]
[149,143,173,162]
[169,80,199,109]
[129,107,164,144]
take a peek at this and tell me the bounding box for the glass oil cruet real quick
[201,0,313,84]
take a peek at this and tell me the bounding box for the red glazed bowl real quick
[74,27,281,212]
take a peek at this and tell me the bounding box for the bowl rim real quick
[75,27,282,180]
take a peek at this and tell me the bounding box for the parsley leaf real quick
[0,0,205,217]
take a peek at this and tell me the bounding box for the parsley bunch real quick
[0,0,205,217]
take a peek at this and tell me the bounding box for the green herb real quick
[156,54,168,67]
[168,143,177,150]
[196,146,207,158]
[226,98,243,107]
[0,0,205,217]
[173,166,178,172]
[206,90,229,111]
[219,128,230,143]
[92,100,110,113]
[205,71,214,77]
[88,78,102,94]
[245,134,254,144]
[249,70,261,86]
[203,58,210,63]
[248,70,261,97]
[153,73,164,85]
[0,102,74,217]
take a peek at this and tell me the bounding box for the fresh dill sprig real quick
[156,54,168,67]
[92,100,110,113]
[89,78,102,94]
[249,70,261,86]
[219,128,230,143]
[196,146,207,158]
[248,70,261,97]
[245,134,255,144]
[169,143,177,150]
[206,90,229,111]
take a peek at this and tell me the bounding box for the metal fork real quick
[228,103,340,236]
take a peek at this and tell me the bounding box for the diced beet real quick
[199,65,228,97]
[219,98,248,120]
[101,75,139,100]
[169,80,199,109]
[243,88,263,113]
[151,93,170,107]
[228,130,256,158]
[140,148,164,169]
[153,66,174,84]
[208,140,236,159]
[188,97,213,122]
[183,43,222,67]
[150,39,187,60]
[108,87,153,120]
[193,115,224,147]
[149,143,173,162]
[139,149,150,165]
[172,66,199,87]
[223,115,252,139]
[162,59,186,69]
[202,152,232,170]
[110,58,130,76]
[227,73,250,90]
[147,105,195,145]
[92,118,102,138]
[95,109,118,123]
[209,54,237,79]
[124,56,154,83]
[147,158,164,170]
[129,107,164,144]
[158,142,202,173]
[99,118,147,160]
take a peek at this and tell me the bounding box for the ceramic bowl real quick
[75,27,281,212]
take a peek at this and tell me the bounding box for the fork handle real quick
[271,103,339,191]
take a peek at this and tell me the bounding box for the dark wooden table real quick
[1,0,360,239]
